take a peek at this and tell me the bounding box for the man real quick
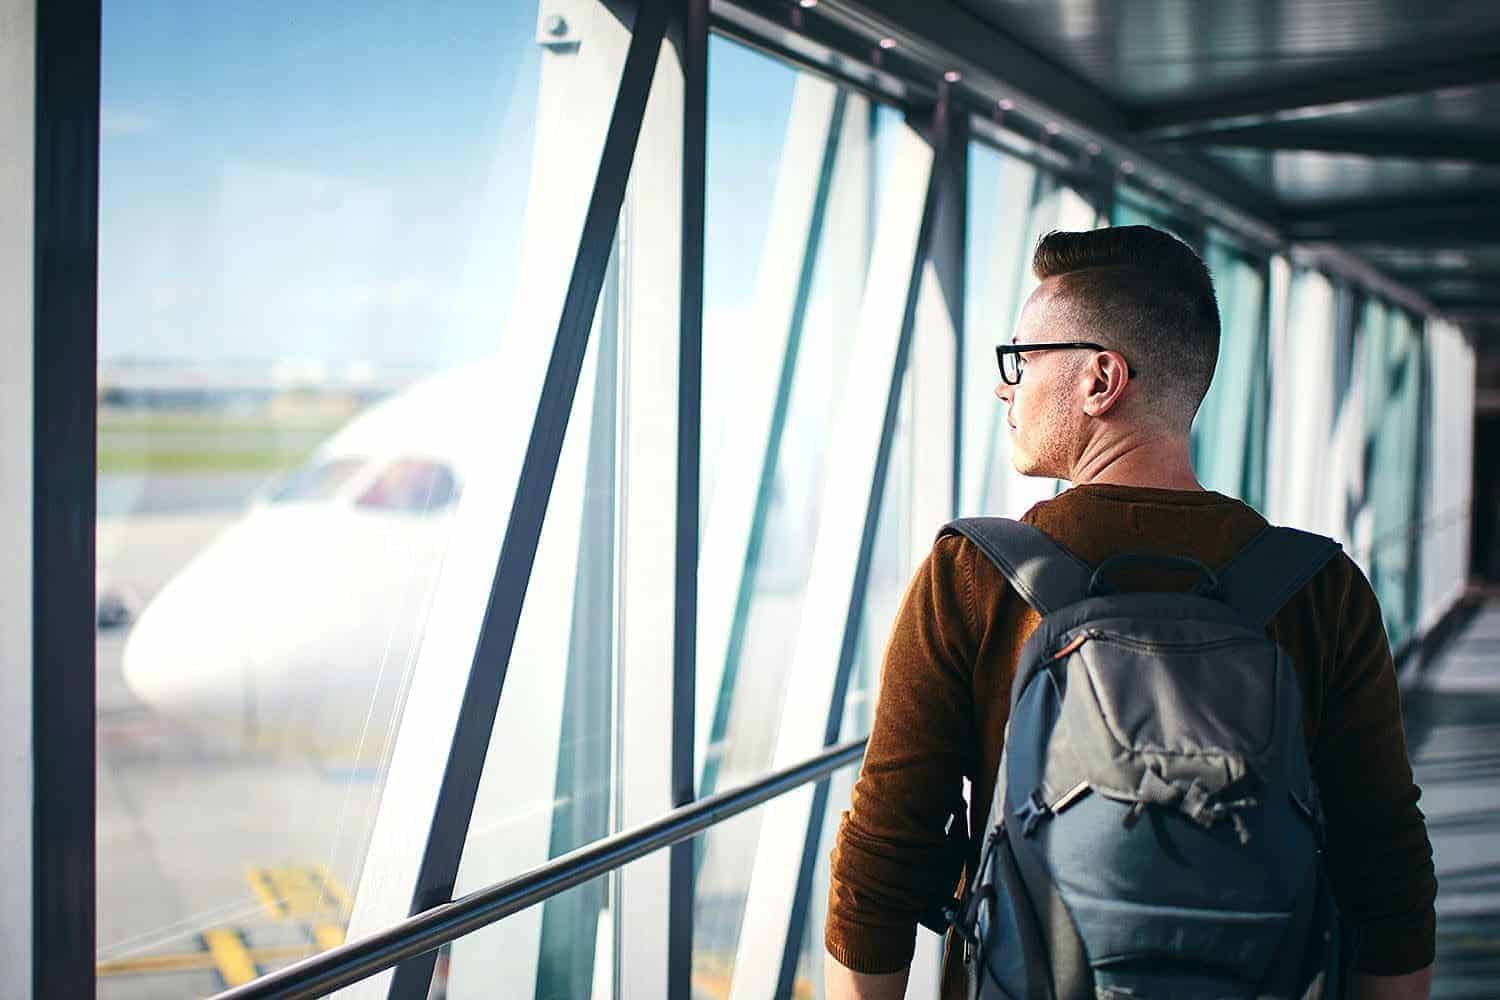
[823,226,1436,1000]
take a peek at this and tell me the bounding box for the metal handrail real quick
[212,737,869,1000]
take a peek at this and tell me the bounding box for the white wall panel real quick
[1265,270,1338,533]
[1419,319,1476,634]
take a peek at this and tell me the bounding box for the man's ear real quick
[1082,352,1130,417]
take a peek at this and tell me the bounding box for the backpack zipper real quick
[1088,632,1263,654]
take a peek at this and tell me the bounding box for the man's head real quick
[996,225,1219,479]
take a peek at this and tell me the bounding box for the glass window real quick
[435,837,651,999]
[1111,190,1203,253]
[1264,266,1343,534]
[447,17,687,986]
[266,456,366,504]
[448,242,626,995]
[93,2,592,994]
[1358,304,1427,648]
[961,139,1097,516]
[690,35,916,994]
[1192,238,1270,508]
[355,458,459,513]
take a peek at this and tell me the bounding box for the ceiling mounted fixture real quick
[944,70,961,83]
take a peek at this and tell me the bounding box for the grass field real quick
[98,407,352,474]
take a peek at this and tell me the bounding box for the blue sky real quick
[99,3,796,369]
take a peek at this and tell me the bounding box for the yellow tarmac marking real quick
[202,928,260,987]
[97,952,217,975]
[315,863,355,914]
[250,863,352,921]
[244,864,287,921]
[98,943,316,977]
[97,862,355,981]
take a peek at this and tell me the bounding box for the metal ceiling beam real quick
[1436,307,1500,326]
[1288,191,1500,242]
[1169,124,1500,165]
[1292,244,1435,318]
[806,0,1285,242]
[1373,267,1500,282]
[1431,294,1500,308]
[725,0,1487,322]
[1138,50,1500,139]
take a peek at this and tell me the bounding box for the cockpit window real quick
[355,459,459,514]
[268,457,366,504]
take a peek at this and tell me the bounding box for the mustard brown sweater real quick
[825,484,1437,995]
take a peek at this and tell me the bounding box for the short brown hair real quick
[1032,226,1219,424]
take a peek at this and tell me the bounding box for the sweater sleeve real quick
[825,535,979,974]
[1315,555,1437,975]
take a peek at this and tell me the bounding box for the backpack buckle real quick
[1013,789,1050,837]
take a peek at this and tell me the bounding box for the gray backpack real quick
[941,517,1350,1000]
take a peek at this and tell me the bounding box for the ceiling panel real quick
[1201,147,1500,208]
[1298,81,1500,131]
[953,0,1500,108]
[1356,246,1500,275]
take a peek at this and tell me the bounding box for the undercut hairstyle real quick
[1032,226,1220,428]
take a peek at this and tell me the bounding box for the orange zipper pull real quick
[1052,633,1089,660]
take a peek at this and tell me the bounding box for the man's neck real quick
[1068,430,1204,491]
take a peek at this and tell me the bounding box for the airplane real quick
[121,358,496,761]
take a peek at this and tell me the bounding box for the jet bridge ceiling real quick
[952,0,1500,325]
[761,0,1500,335]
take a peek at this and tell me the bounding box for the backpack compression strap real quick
[938,517,1092,615]
[1215,526,1343,627]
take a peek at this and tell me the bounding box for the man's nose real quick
[995,381,1013,403]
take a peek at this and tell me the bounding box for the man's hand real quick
[824,952,909,1000]
[1355,966,1433,1000]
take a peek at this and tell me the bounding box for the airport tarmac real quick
[96,501,383,999]
[92,491,795,1000]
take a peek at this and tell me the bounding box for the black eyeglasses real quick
[994,342,1138,385]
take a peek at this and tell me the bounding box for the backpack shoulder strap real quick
[938,517,1092,615]
[1216,526,1343,627]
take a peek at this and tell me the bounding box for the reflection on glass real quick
[95,2,545,995]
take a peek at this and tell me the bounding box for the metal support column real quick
[669,1,709,997]
[31,1,101,997]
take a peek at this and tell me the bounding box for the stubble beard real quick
[1012,390,1078,481]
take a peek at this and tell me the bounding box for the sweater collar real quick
[1061,482,1239,506]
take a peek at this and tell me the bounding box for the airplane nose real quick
[121,541,253,748]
